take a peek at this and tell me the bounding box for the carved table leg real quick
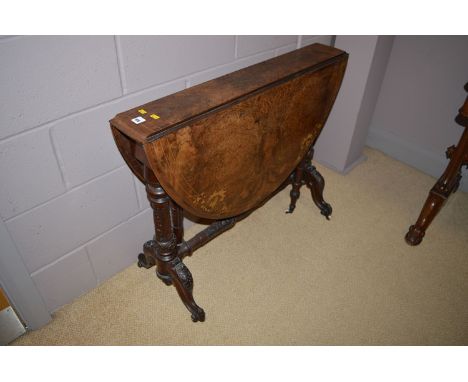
[303,148,332,219]
[167,258,205,322]
[137,240,156,269]
[405,193,446,246]
[170,199,184,246]
[286,146,332,219]
[405,128,468,245]
[405,84,468,245]
[286,160,305,214]
[143,165,205,322]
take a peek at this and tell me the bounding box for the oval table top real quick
[111,44,347,219]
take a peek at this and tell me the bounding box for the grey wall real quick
[314,36,394,173]
[0,35,333,317]
[367,36,468,192]
[0,219,51,329]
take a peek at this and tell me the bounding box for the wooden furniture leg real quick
[286,147,332,219]
[286,157,305,214]
[304,148,333,219]
[170,199,184,246]
[405,83,468,245]
[136,165,248,322]
[139,165,205,322]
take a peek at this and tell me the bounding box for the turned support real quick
[178,217,237,258]
[286,158,305,214]
[137,167,245,321]
[405,83,468,246]
[140,165,205,322]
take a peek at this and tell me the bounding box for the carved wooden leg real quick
[405,193,446,246]
[170,200,184,246]
[167,258,205,322]
[405,129,468,245]
[286,162,305,214]
[137,240,156,269]
[143,165,205,322]
[303,148,332,219]
[406,85,468,246]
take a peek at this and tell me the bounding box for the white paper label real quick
[131,116,146,124]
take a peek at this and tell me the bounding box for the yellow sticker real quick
[150,114,160,120]
[138,109,147,114]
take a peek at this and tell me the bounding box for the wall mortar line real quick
[0,77,189,145]
[30,207,152,277]
[0,41,296,146]
[48,127,70,190]
[114,35,128,95]
[3,165,127,223]
[83,246,99,285]
[1,220,51,318]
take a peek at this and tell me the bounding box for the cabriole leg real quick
[168,258,205,322]
[286,162,305,214]
[303,148,332,219]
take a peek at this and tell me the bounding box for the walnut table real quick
[110,43,348,321]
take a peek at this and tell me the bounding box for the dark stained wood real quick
[111,43,346,144]
[111,127,146,183]
[285,146,332,218]
[178,216,240,259]
[144,60,346,219]
[143,164,205,322]
[110,43,348,321]
[405,83,468,245]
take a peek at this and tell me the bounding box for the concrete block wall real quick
[0,35,332,313]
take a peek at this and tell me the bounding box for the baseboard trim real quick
[366,128,468,192]
[315,154,367,175]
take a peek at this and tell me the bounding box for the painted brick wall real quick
[0,35,333,313]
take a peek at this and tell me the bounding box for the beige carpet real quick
[13,148,468,345]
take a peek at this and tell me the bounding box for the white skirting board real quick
[366,128,468,193]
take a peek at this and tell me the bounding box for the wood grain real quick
[110,43,346,144]
[144,59,346,219]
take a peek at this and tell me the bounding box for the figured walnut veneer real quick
[146,63,345,219]
[111,45,346,219]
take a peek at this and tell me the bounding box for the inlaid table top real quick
[110,43,346,144]
[110,43,348,219]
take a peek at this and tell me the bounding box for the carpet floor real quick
[13,148,468,345]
